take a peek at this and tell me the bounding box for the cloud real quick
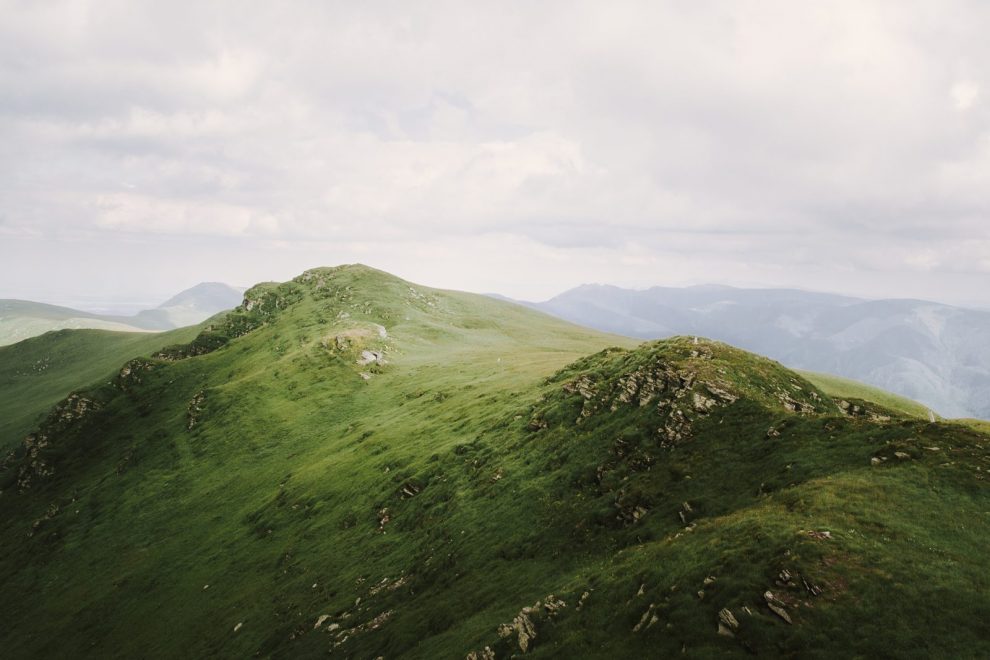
[952,81,980,110]
[1,1,990,305]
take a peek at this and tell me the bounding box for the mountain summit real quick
[1,265,987,658]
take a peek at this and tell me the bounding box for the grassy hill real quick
[1,265,987,658]
[797,370,935,420]
[0,283,242,346]
[0,300,153,346]
[0,325,204,451]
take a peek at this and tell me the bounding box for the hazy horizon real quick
[3,2,989,306]
[6,264,990,316]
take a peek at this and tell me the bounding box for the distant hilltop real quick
[0,282,245,346]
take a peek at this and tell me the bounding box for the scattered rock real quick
[400,482,422,499]
[633,603,656,632]
[717,608,739,637]
[807,530,832,541]
[233,622,243,633]
[357,350,386,366]
[777,569,794,586]
[314,614,332,630]
[871,457,882,466]
[466,647,496,660]
[894,451,911,460]
[764,591,792,624]
[368,575,410,596]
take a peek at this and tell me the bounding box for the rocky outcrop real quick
[478,594,568,655]
[11,392,103,491]
[115,359,156,391]
[357,350,386,366]
[187,390,206,430]
[561,361,738,447]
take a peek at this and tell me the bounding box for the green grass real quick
[0,325,203,450]
[798,369,935,419]
[1,265,987,659]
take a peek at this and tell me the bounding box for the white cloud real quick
[1,1,990,305]
[952,81,980,110]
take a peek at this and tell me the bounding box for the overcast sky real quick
[2,1,989,307]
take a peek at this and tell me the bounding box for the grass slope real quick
[0,325,203,450]
[1,265,987,659]
[798,370,935,420]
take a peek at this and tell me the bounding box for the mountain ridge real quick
[516,283,990,419]
[1,264,987,658]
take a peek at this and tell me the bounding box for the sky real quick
[1,1,989,308]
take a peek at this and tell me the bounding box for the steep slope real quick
[524,284,990,419]
[0,324,205,451]
[1,265,987,659]
[0,282,243,345]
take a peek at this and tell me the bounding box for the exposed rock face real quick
[498,608,537,653]
[357,350,386,366]
[12,392,103,491]
[187,390,206,430]
[116,359,156,391]
[491,594,568,654]
[562,359,738,447]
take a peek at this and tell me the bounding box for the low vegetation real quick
[1,265,987,658]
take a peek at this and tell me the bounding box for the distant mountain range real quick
[517,284,990,419]
[0,282,244,346]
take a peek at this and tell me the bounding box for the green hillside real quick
[0,325,204,451]
[1,265,987,659]
[0,299,153,346]
[797,370,935,420]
